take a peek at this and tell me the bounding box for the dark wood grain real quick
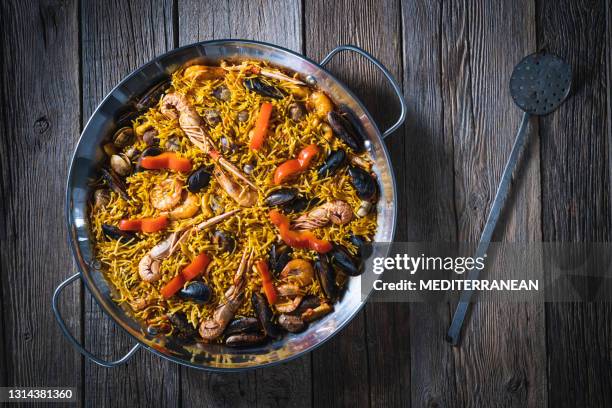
[177,2,311,407]
[444,1,547,407]
[80,1,179,406]
[304,0,405,406]
[400,1,459,406]
[538,0,612,406]
[0,0,82,399]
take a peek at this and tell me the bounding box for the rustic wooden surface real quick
[1,0,611,407]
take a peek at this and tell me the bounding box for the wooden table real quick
[1,1,611,406]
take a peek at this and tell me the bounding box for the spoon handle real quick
[447,111,531,345]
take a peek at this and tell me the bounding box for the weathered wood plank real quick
[81,1,179,406]
[0,0,81,397]
[445,0,547,407]
[304,0,405,406]
[538,0,612,406]
[400,1,459,406]
[177,2,310,407]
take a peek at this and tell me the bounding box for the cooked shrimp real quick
[199,248,251,341]
[212,165,258,207]
[169,192,200,220]
[293,200,353,230]
[139,253,161,282]
[150,177,184,211]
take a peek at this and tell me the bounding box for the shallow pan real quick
[53,39,406,371]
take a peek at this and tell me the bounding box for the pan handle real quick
[320,45,407,139]
[52,273,141,368]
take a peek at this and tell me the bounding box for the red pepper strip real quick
[255,260,278,305]
[140,152,192,173]
[118,215,168,233]
[250,102,273,151]
[273,144,319,185]
[269,210,332,253]
[160,253,211,299]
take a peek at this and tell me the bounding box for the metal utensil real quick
[446,52,572,346]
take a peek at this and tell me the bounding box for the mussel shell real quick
[244,78,285,99]
[135,77,171,111]
[349,234,373,259]
[339,107,367,147]
[348,165,378,201]
[225,333,267,348]
[252,293,281,339]
[283,196,320,214]
[225,318,262,336]
[327,111,364,153]
[167,312,197,338]
[212,230,236,253]
[278,314,306,333]
[178,281,212,304]
[141,146,163,157]
[102,224,136,242]
[269,243,293,277]
[315,254,338,300]
[264,188,298,207]
[187,167,212,193]
[330,244,363,276]
[317,149,346,178]
[101,168,129,200]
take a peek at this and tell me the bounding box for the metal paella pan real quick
[54,39,406,371]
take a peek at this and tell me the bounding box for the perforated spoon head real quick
[509,52,572,115]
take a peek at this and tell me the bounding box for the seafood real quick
[278,314,305,333]
[308,91,333,118]
[244,78,285,99]
[327,111,365,153]
[110,154,131,176]
[179,281,212,304]
[187,167,212,193]
[356,200,373,217]
[293,200,353,230]
[102,224,135,242]
[225,318,261,336]
[113,127,134,148]
[199,248,251,341]
[317,149,346,178]
[302,302,333,322]
[252,293,281,339]
[212,230,236,253]
[100,168,128,199]
[213,85,232,101]
[330,244,363,276]
[168,312,197,338]
[348,165,378,201]
[94,189,110,209]
[289,102,307,121]
[150,177,184,211]
[226,333,267,347]
[212,164,258,207]
[315,253,338,300]
[269,243,293,276]
[168,193,200,220]
[265,188,299,207]
[183,65,226,81]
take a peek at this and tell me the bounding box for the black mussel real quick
[212,230,236,253]
[317,149,346,178]
[205,110,221,126]
[225,318,262,336]
[293,295,321,316]
[102,224,136,242]
[269,243,293,277]
[142,128,159,146]
[167,312,197,338]
[244,78,285,99]
[187,167,212,193]
[283,196,321,214]
[315,254,338,300]
[339,107,367,147]
[213,85,232,101]
[178,281,212,304]
[100,168,128,199]
[327,111,364,153]
[278,314,306,333]
[348,165,378,201]
[135,77,171,111]
[349,234,373,259]
[141,146,163,157]
[112,126,134,148]
[225,333,267,348]
[330,244,363,276]
[265,188,298,207]
[289,102,307,121]
[252,293,281,339]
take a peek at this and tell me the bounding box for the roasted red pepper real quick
[118,215,168,233]
[255,260,278,305]
[269,209,332,253]
[140,152,192,173]
[160,253,211,299]
[273,144,319,184]
[250,102,273,151]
